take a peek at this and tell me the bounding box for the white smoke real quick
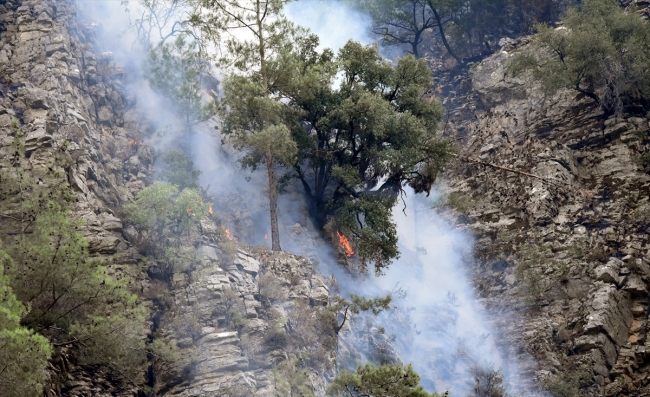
[283,1,531,394]
[75,0,532,394]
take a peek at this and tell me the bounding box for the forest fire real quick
[222,226,232,240]
[336,231,354,257]
[208,205,213,215]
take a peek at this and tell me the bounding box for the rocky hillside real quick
[4,0,650,396]
[442,37,650,396]
[0,0,337,395]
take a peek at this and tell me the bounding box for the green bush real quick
[515,243,568,305]
[258,272,287,303]
[159,150,203,191]
[123,181,207,282]
[0,252,51,397]
[510,0,650,115]
[272,359,316,397]
[0,121,150,389]
[545,366,592,397]
[327,363,439,397]
[444,191,475,213]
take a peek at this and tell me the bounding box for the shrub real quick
[510,0,650,115]
[0,122,149,388]
[445,191,475,213]
[545,366,592,397]
[0,252,51,397]
[123,181,208,282]
[258,273,287,303]
[220,288,246,330]
[159,150,203,192]
[515,243,568,304]
[471,366,510,397]
[327,363,437,397]
[272,359,316,397]
[263,326,289,350]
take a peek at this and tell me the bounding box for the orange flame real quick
[208,206,213,215]
[222,226,232,240]
[336,231,354,257]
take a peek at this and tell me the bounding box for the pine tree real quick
[190,0,302,251]
[0,251,51,397]
[327,363,440,397]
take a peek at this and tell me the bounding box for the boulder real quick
[198,245,219,261]
[235,250,260,276]
[584,284,632,346]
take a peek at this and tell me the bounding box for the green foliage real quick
[146,337,188,394]
[219,288,247,330]
[0,121,149,387]
[234,124,298,171]
[545,366,592,397]
[191,0,306,251]
[331,294,393,333]
[286,300,338,370]
[159,150,203,191]
[193,1,448,269]
[4,206,148,381]
[510,0,650,115]
[640,151,650,168]
[147,34,216,133]
[272,358,316,397]
[327,363,438,397]
[284,39,449,274]
[0,251,51,397]
[258,272,287,303]
[631,203,650,225]
[123,181,207,281]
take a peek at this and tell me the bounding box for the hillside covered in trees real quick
[1,0,650,396]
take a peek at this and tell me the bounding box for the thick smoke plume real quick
[77,0,531,394]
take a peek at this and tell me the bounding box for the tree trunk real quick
[430,6,463,66]
[266,151,281,251]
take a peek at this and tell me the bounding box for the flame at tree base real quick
[336,231,354,257]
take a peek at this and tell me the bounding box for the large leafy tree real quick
[510,0,650,115]
[281,40,449,274]
[191,1,448,270]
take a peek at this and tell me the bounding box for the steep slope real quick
[443,40,650,396]
[0,0,337,395]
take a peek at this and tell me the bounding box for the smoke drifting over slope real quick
[282,1,528,393]
[77,0,530,394]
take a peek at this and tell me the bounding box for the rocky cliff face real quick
[0,0,335,396]
[442,38,650,395]
[5,0,650,395]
